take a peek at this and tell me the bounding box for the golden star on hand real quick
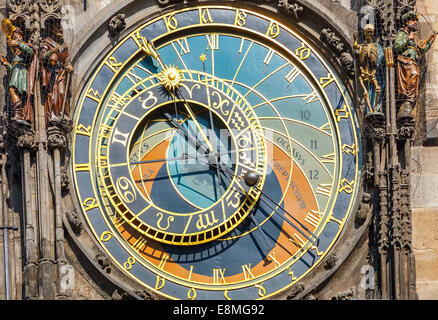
[199,53,207,62]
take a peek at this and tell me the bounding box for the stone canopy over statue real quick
[41,18,74,126]
[353,24,386,116]
[395,10,436,120]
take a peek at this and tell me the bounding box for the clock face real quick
[72,5,361,300]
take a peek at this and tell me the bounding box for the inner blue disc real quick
[166,111,234,209]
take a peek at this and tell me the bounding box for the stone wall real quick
[412,0,438,300]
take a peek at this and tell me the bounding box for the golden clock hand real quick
[249,212,273,254]
[217,163,319,247]
[204,85,221,184]
[177,94,215,153]
[130,153,210,166]
[164,112,210,155]
[254,186,319,247]
[144,38,166,70]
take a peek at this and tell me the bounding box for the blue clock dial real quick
[71,6,361,300]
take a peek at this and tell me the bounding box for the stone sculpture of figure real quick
[1,26,36,125]
[353,24,385,115]
[40,18,74,125]
[394,10,436,120]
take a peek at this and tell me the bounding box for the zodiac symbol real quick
[156,212,174,231]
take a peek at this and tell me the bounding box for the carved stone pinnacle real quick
[17,129,36,150]
[47,126,67,150]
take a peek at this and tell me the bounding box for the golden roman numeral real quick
[213,268,226,284]
[206,34,219,50]
[108,92,129,109]
[75,163,90,172]
[158,254,169,270]
[99,124,113,140]
[321,153,335,164]
[188,265,194,280]
[238,38,246,53]
[289,233,306,249]
[263,49,275,65]
[132,237,148,253]
[242,264,255,280]
[305,210,323,228]
[319,122,332,135]
[175,37,190,55]
[113,216,126,228]
[285,66,300,83]
[303,91,319,104]
[317,184,332,197]
[126,69,143,84]
[267,252,281,267]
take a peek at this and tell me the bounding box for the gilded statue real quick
[394,10,436,119]
[353,24,385,115]
[1,19,37,126]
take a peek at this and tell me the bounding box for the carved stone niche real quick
[156,0,179,7]
[135,289,156,300]
[112,289,128,300]
[47,126,68,150]
[397,117,415,141]
[277,0,303,20]
[364,112,386,142]
[320,28,354,77]
[16,127,36,151]
[330,287,355,300]
[355,192,371,227]
[324,253,338,270]
[286,283,305,300]
[94,252,112,274]
[108,14,126,37]
[66,209,83,236]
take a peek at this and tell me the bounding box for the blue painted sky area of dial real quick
[158,162,284,277]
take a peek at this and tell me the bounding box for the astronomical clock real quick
[70,3,362,300]
[71,4,361,300]
[0,0,426,301]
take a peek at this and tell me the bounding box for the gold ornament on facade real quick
[1,18,15,38]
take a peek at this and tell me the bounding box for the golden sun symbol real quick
[159,66,182,91]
